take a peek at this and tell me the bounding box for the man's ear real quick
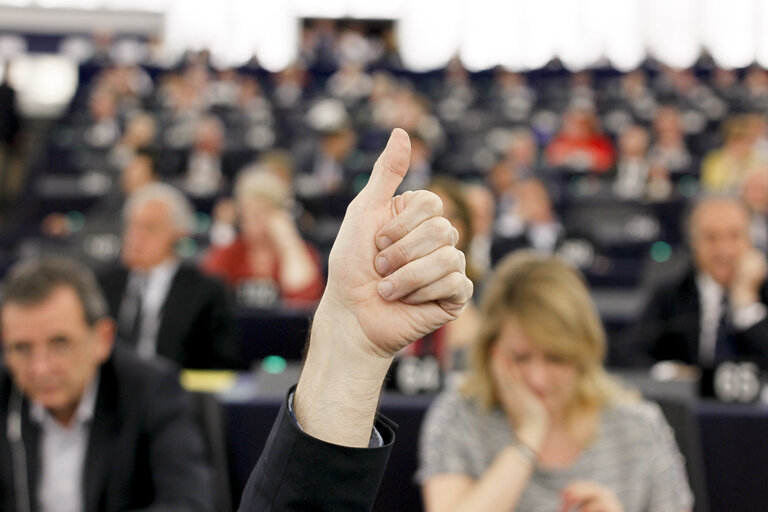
[93,317,116,363]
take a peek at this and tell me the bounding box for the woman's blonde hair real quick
[234,165,290,209]
[462,251,635,414]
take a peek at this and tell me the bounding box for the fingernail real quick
[377,235,392,250]
[378,280,394,299]
[375,255,389,275]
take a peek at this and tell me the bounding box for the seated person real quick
[203,166,324,304]
[615,196,768,369]
[418,252,693,512]
[545,104,615,173]
[0,257,212,512]
[490,178,565,267]
[99,183,238,369]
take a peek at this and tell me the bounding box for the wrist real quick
[730,287,759,307]
[294,296,394,447]
[515,419,548,451]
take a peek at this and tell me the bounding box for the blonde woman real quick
[418,252,692,512]
[203,167,324,302]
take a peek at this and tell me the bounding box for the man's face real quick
[122,199,179,271]
[691,200,752,286]
[1,286,113,424]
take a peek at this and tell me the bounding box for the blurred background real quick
[3,1,768,510]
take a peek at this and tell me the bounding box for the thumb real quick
[361,128,411,204]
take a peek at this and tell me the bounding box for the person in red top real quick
[203,167,324,304]
[545,105,615,173]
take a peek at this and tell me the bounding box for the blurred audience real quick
[616,196,768,369]
[491,179,565,266]
[418,252,692,512]
[98,183,238,369]
[203,166,324,305]
[700,115,764,192]
[741,169,768,253]
[545,105,615,173]
[0,61,21,217]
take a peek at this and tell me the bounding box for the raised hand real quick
[295,128,473,447]
[325,128,472,358]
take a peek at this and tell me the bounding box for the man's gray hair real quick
[124,182,195,234]
[1,257,108,326]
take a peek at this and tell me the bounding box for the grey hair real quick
[124,182,195,234]
[1,257,108,326]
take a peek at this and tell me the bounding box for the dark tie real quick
[118,274,146,346]
[714,295,736,361]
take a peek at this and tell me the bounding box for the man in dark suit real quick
[614,196,768,368]
[237,128,473,510]
[98,182,238,369]
[0,257,212,512]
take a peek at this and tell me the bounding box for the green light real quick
[66,211,86,232]
[676,176,699,198]
[262,356,287,374]
[195,212,211,234]
[650,241,672,263]
[176,237,197,258]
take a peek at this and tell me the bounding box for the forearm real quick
[440,446,535,512]
[294,298,394,447]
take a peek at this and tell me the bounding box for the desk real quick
[221,373,768,512]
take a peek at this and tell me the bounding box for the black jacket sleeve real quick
[237,389,396,512]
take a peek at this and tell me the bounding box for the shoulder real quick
[176,263,228,293]
[107,346,182,396]
[97,265,128,287]
[601,399,672,442]
[424,385,495,436]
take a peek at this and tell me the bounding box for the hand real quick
[491,346,549,450]
[561,481,624,512]
[730,248,768,306]
[267,208,303,253]
[322,128,473,358]
[295,128,473,446]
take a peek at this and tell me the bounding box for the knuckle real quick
[416,190,444,216]
[400,265,420,289]
[392,239,411,265]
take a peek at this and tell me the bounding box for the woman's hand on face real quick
[491,346,549,450]
[560,481,624,512]
[268,208,303,250]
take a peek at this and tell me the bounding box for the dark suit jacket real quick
[238,388,396,512]
[0,347,213,512]
[613,269,768,368]
[98,263,240,369]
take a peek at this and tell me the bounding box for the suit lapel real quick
[83,363,120,512]
[20,400,40,512]
[682,272,704,362]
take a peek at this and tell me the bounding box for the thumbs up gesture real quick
[295,129,473,446]
[324,128,473,357]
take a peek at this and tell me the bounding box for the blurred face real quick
[1,287,113,425]
[120,156,155,195]
[691,200,751,286]
[240,198,274,244]
[122,200,179,271]
[494,320,578,416]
